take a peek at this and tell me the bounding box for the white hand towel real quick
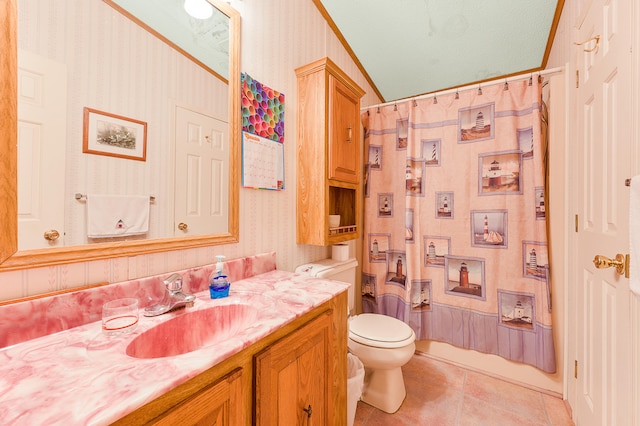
[87,194,150,238]
[629,176,640,295]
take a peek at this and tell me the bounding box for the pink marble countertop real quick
[0,269,348,425]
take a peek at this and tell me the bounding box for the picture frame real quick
[410,279,431,311]
[368,233,390,263]
[421,138,441,166]
[435,191,454,219]
[498,290,535,331]
[477,150,523,196]
[83,107,147,161]
[385,250,407,288]
[522,240,549,281]
[423,236,450,268]
[361,272,378,312]
[444,255,486,300]
[377,193,394,217]
[396,118,408,149]
[405,209,415,243]
[458,102,495,143]
[405,158,424,196]
[471,210,508,248]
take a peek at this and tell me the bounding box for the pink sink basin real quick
[126,303,259,359]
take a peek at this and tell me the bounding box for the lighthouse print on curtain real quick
[361,79,555,373]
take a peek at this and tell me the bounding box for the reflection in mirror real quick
[0,0,239,270]
[107,0,230,81]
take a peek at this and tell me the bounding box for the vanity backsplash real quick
[0,252,277,348]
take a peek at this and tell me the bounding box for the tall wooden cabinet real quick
[295,57,365,246]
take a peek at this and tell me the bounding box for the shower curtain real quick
[361,79,555,373]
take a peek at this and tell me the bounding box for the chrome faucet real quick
[143,273,197,317]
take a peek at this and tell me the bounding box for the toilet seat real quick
[349,314,415,349]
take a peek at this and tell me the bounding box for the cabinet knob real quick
[303,404,312,418]
[178,222,188,231]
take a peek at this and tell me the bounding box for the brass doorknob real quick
[178,222,188,231]
[593,253,629,277]
[43,230,60,241]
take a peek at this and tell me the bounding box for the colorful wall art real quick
[241,73,285,142]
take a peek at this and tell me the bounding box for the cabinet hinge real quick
[574,360,578,378]
[576,70,579,88]
[575,214,579,232]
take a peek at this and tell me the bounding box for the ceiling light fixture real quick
[184,0,213,19]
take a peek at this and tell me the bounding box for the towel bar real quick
[75,193,155,202]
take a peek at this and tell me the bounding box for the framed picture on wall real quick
[82,107,147,161]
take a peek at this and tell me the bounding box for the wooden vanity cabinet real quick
[148,368,243,425]
[254,311,333,425]
[295,57,365,246]
[111,292,348,426]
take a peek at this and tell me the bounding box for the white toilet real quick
[295,257,416,414]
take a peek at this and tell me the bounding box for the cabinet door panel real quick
[328,76,360,184]
[255,312,333,425]
[148,368,243,426]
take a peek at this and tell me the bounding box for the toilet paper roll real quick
[332,243,349,261]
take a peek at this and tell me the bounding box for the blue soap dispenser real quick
[209,255,230,299]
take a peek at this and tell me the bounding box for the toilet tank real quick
[295,258,358,314]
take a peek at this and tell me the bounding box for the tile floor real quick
[353,353,574,426]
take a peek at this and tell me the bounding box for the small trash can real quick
[347,352,365,426]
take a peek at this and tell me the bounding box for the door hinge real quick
[575,214,579,232]
[574,360,578,378]
[576,70,579,88]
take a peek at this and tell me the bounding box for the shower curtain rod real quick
[361,66,565,111]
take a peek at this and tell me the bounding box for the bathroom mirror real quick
[0,0,240,270]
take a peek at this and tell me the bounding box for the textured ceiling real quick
[316,0,563,102]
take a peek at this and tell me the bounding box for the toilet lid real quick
[349,314,415,347]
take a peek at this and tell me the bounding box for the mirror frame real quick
[0,0,240,271]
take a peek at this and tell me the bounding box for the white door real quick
[174,106,229,236]
[17,50,67,250]
[572,0,633,424]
